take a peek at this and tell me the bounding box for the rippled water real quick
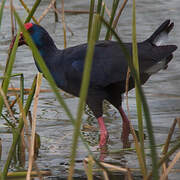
[0,0,180,179]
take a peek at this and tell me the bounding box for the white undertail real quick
[153,31,169,46]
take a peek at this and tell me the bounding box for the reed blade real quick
[68,14,100,180]
[0,0,6,29]
[132,0,147,177]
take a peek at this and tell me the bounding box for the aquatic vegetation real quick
[0,0,179,180]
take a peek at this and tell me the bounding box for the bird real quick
[16,20,177,148]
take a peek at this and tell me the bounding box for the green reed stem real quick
[132,0,147,177]
[88,0,95,41]
[0,33,20,117]
[101,16,158,179]
[103,15,147,177]
[97,0,102,14]
[1,76,37,180]
[19,0,39,24]
[20,74,24,105]
[1,4,115,179]
[13,7,99,165]
[105,0,119,40]
[1,114,15,128]
[68,15,100,180]
[14,11,100,165]
[0,0,6,29]
[25,0,41,23]
[14,9,75,122]
[95,2,105,41]
[87,156,93,180]
[10,73,24,105]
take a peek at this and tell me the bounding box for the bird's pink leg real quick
[119,107,130,145]
[97,117,109,147]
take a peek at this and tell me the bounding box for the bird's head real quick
[11,23,57,52]
[18,23,34,46]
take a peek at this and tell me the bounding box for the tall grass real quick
[87,0,95,41]
[13,6,97,180]
[0,0,179,179]
[105,0,119,40]
[19,0,39,24]
[132,0,147,177]
[0,0,6,29]
[25,0,41,23]
[132,1,158,179]
[2,76,37,179]
[101,14,158,179]
[0,33,20,117]
[68,14,100,180]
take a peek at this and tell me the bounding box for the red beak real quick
[18,32,27,46]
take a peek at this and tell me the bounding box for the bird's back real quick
[61,41,129,93]
[32,20,177,97]
[59,39,176,96]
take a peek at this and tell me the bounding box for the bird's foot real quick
[99,130,109,148]
[97,117,109,147]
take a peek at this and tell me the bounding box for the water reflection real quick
[0,0,180,178]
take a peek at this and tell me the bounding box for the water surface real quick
[0,0,180,179]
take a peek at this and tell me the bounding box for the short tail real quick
[146,20,174,46]
[143,20,177,75]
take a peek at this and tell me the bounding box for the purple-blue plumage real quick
[18,20,177,148]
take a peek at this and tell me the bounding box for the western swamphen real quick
[17,20,177,148]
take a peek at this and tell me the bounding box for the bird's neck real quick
[34,45,60,71]
[38,43,58,58]
[33,30,59,58]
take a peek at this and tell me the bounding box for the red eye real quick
[24,23,33,30]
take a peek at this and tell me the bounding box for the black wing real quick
[63,41,130,87]
[63,39,176,88]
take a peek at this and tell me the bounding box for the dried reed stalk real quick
[19,0,39,24]
[26,73,42,180]
[112,0,128,29]
[160,151,180,180]
[161,118,178,178]
[84,157,132,174]
[38,0,56,23]
[8,87,52,93]
[61,0,67,48]
[102,170,109,180]
[102,1,111,17]
[0,87,17,122]
[160,117,180,179]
